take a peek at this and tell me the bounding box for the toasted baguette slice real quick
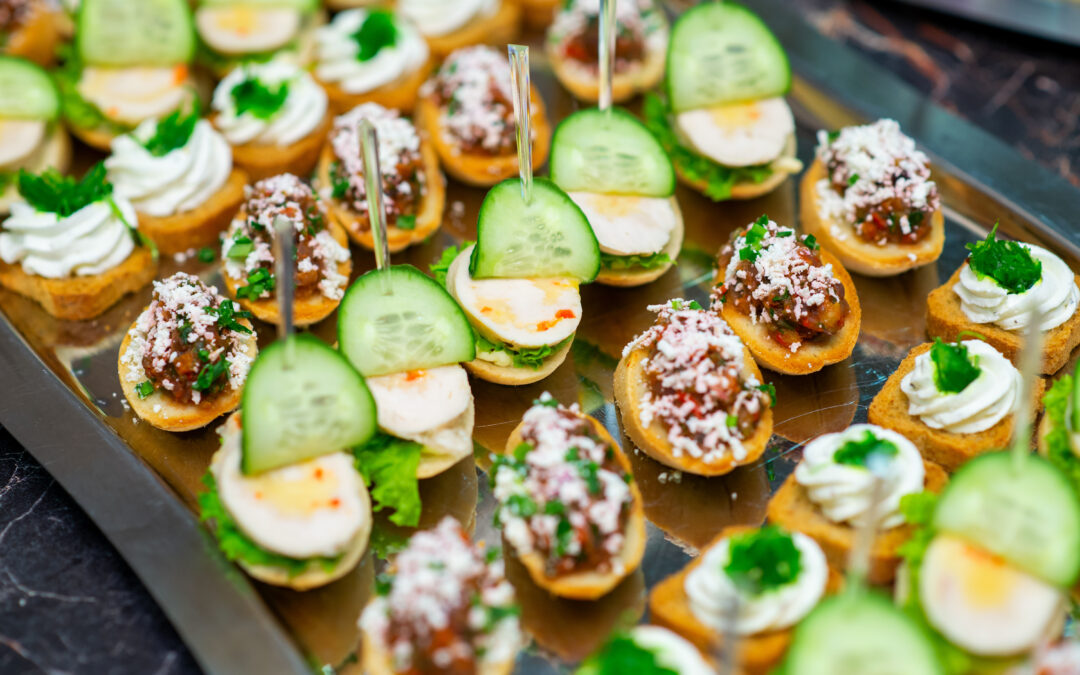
[464,339,573,386]
[503,411,646,600]
[225,109,331,182]
[361,616,513,675]
[926,265,1080,375]
[117,318,257,432]
[0,123,71,215]
[595,197,683,287]
[222,220,351,327]
[3,1,63,66]
[0,246,156,320]
[675,135,800,201]
[546,29,666,104]
[648,525,843,675]
[135,168,247,255]
[767,459,948,584]
[719,247,861,376]
[421,0,522,58]
[318,132,445,252]
[210,414,371,591]
[318,56,433,115]
[415,85,550,188]
[614,345,772,477]
[517,0,559,28]
[799,158,945,277]
[867,342,1046,471]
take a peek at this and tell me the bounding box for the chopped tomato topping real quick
[313,468,324,480]
[556,309,576,319]
[172,64,188,84]
[405,370,425,382]
[329,498,341,508]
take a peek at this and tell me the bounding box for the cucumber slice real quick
[933,452,1080,587]
[1070,360,1080,432]
[665,2,791,113]
[338,265,476,377]
[77,0,195,66]
[241,335,376,475]
[550,107,675,198]
[470,178,600,282]
[0,57,60,120]
[784,592,943,675]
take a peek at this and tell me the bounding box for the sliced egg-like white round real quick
[675,97,794,168]
[567,192,676,257]
[196,6,301,55]
[213,418,369,560]
[919,534,1064,657]
[366,364,472,437]
[0,119,46,169]
[78,66,190,126]
[447,245,582,350]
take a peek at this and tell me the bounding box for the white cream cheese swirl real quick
[628,626,714,675]
[0,197,136,277]
[212,60,327,147]
[955,243,1079,332]
[398,0,498,37]
[106,119,232,217]
[314,10,428,95]
[901,339,1021,434]
[684,532,827,636]
[795,424,925,529]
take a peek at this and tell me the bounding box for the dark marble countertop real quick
[2,2,1078,674]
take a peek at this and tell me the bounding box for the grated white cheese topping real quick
[422,46,521,154]
[329,102,423,215]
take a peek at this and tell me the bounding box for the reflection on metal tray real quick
[892,0,1080,47]
[1,1,1079,674]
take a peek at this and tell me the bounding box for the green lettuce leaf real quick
[198,472,340,577]
[599,251,673,271]
[353,432,422,527]
[430,241,473,287]
[1043,375,1080,491]
[643,93,773,202]
[476,333,573,370]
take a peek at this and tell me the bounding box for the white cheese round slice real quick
[366,364,472,437]
[213,419,368,560]
[447,245,582,349]
[0,119,46,169]
[78,66,190,126]
[919,534,1064,657]
[567,192,676,257]
[675,97,794,168]
[196,6,301,55]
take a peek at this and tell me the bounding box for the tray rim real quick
[3,2,1080,674]
[891,0,1080,47]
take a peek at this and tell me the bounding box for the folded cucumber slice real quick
[933,452,1080,587]
[338,265,476,377]
[784,592,943,675]
[241,335,376,475]
[0,57,59,120]
[78,0,195,67]
[550,107,675,198]
[666,2,791,113]
[470,178,600,282]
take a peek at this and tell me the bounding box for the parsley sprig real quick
[143,107,199,157]
[230,77,290,120]
[738,215,771,262]
[17,163,112,216]
[834,430,899,469]
[236,268,275,300]
[577,633,679,675]
[930,337,980,394]
[206,299,253,335]
[352,10,398,61]
[723,526,802,596]
[965,223,1042,294]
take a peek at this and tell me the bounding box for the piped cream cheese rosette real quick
[398,0,521,58]
[359,517,523,675]
[649,525,837,675]
[313,8,431,114]
[869,337,1044,471]
[545,0,668,104]
[767,423,949,584]
[576,626,715,675]
[58,0,198,151]
[927,224,1080,374]
[106,109,246,254]
[194,0,326,76]
[0,163,156,319]
[799,119,945,277]
[0,57,71,216]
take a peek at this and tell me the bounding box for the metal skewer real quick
[598,0,617,113]
[359,118,392,286]
[508,44,533,204]
[271,214,296,367]
[1012,304,1047,467]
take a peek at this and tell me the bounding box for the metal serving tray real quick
[2,1,1079,673]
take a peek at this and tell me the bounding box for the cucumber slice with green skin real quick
[470,177,600,282]
[550,107,675,198]
[338,265,476,377]
[0,57,60,120]
[1070,360,1080,432]
[932,451,1080,587]
[783,592,943,675]
[241,335,376,475]
[77,0,195,67]
[665,2,791,113]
